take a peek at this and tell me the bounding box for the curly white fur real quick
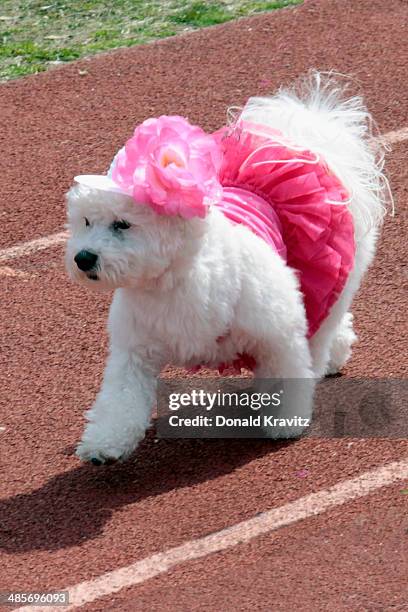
[65,73,390,464]
[240,71,391,238]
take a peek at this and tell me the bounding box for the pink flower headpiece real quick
[75,115,223,219]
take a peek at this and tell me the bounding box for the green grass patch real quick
[0,0,302,81]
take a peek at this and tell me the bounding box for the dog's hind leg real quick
[238,297,316,439]
[310,229,376,378]
[309,298,355,379]
[253,333,316,439]
[326,312,357,375]
[233,250,316,438]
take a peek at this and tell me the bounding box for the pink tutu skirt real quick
[214,121,355,338]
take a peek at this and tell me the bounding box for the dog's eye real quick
[112,220,131,231]
[84,217,90,227]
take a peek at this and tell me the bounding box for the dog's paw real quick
[325,363,342,376]
[263,422,308,440]
[76,440,131,465]
[75,422,134,465]
[326,312,357,375]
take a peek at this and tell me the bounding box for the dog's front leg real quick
[76,348,159,464]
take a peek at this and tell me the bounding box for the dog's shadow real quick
[0,427,292,554]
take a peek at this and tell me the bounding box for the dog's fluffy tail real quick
[240,71,392,239]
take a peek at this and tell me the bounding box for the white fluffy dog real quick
[65,73,389,464]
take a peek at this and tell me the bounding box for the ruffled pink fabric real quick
[217,186,287,260]
[214,121,355,338]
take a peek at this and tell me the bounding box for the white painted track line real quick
[15,458,408,612]
[377,126,408,145]
[0,266,30,279]
[0,125,407,267]
[0,231,68,263]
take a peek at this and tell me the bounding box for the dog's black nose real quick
[74,250,98,272]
